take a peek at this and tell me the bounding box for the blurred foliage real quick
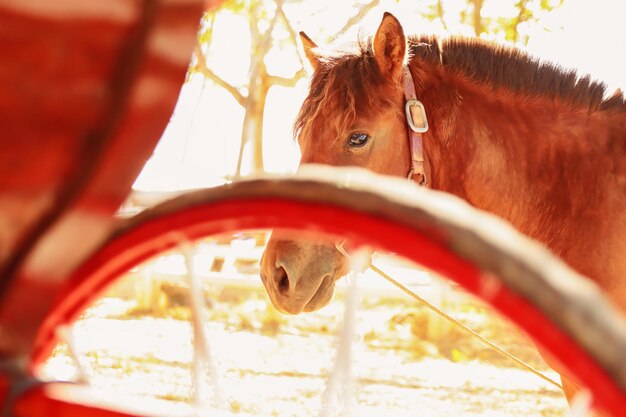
[426,0,566,43]
[192,0,568,85]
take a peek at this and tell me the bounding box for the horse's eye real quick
[347,132,370,148]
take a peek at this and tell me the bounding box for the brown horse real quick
[260,11,626,406]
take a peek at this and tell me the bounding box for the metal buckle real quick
[405,99,429,133]
[407,167,426,186]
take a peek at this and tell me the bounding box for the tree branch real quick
[275,1,306,70]
[267,68,306,88]
[193,44,246,106]
[472,0,485,37]
[332,0,381,40]
[512,0,529,44]
[437,0,448,31]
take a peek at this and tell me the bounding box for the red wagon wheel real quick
[6,167,624,417]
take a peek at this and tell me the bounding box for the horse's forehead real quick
[307,72,386,118]
[297,55,401,149]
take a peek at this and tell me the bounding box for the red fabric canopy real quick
[0,0,212,356]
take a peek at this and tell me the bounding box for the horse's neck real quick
[427,78,600,223]
[424,75,626,300]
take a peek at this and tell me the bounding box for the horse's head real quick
[260,13,412,314]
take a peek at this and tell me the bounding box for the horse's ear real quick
[373,12,406,81]
[299,31,319,71]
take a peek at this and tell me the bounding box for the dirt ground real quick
[41,275,569,417]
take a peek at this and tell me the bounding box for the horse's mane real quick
[410,34,624,111]
[295,34,625,140]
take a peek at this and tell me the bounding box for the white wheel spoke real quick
[567,389,593,417]
[182,240,224,414]
[55,324,89,384]
[319,249,369,417]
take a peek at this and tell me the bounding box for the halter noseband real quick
[402,64,430,187]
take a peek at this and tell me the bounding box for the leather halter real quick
[402,64,430,187]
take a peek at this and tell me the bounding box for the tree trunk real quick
[472,0,484,37]
[252,82,269,173]
[235,72,270,176]
[234,4,277,177]
[236,103,252,177]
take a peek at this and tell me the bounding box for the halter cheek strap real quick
[402,64,430,187]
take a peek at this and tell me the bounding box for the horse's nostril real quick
[276,266,289,294]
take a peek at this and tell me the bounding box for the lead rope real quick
[335,244,562,391]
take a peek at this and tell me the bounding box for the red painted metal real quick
[28,198,626,417]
